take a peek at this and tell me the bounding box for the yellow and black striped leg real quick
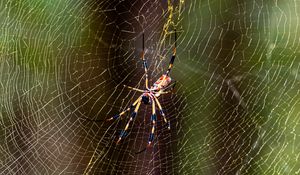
[106,97,141,121]
[147,97,157,146]
[153,96,170,130]
[123,85,145,92]
[141,33,150,89]
[116,97,142,144]
[166,29,177,76]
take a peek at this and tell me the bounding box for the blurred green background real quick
[0,0,300,174]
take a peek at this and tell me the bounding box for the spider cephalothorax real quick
[106,30,177,146]
[142,93,152,104]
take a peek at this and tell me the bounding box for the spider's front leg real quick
[147,96,157,146]
[153,96,170,130]
[106,96,141,121]
[116,97,142,144]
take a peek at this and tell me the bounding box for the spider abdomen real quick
[153,75,172,90]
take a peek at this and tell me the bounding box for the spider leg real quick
[141,33,150,90]
[156,90,172,95]
[147,96,157,146]
[116,97,142,144]
[106,96,141,121]
[123,85,145,93]
[157,81,176,95]
[153,96,170,130]
[166,29,177,76]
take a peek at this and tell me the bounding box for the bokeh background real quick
[1,0,300,174]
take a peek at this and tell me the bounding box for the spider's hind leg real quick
[158,80,177,95]
[141,33,150,90]
[165,29,177,76]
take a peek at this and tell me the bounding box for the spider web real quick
[1,0,300,174]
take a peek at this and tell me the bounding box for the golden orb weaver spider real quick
[106,30,177,147]
[84,30,177,149]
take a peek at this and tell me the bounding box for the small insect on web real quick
[86,30,177,150]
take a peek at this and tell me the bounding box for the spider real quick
[107,30,177,146]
